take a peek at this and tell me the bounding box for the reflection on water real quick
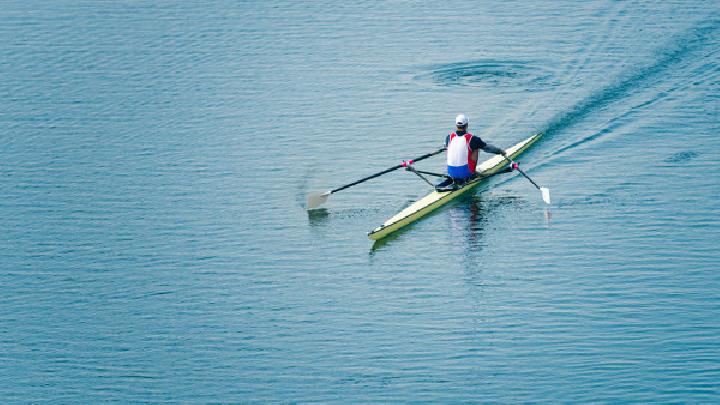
[370,194,523,253]
[544,208,552,227]
[448,195,522,247]
[307,207,330,226]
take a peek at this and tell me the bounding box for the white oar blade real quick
[307,191,331,210]
[540,187,551,204]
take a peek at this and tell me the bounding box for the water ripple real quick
[410,60,558,91]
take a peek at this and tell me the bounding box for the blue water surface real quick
[1,1,719,402]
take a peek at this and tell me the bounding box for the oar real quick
[504,158,551,204]
[307,147,446,210]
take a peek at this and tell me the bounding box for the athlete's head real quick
[455,114,469,130]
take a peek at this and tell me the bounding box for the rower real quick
[435,114,518,191]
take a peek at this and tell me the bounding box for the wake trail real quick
[552,47,720,159]
[541,16,720,142]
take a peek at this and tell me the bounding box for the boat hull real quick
[367,133,542,240]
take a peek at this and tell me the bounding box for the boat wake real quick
[542,16,719,144]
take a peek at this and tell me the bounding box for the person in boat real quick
[435,114,517,191]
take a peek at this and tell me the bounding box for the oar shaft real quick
[406,168,448,178]
[516,167,542,190]
[503,156,541,190]
[331,165,401,193]
[502,156,550,204]
[330,147,445,193]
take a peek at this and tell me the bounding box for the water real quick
[1,1,719,402]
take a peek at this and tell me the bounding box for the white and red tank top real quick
[446,132,477,179]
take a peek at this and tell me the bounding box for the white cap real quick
[455,114,469,127]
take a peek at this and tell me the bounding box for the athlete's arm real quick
[481,144,506,155]
[470,136,506,155]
